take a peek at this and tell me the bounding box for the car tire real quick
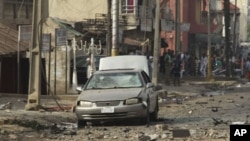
[77,120,86,128]
[150,100,158,121]
[141,102,150,126]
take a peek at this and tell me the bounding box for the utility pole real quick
[206,0,214,81]
[224,0,231,78]
[152,0,160,84]
[111,0,119,56]
[233,0,237,54]
[106,0,112,56]
[175,0,181,53]
[25,0,43,110]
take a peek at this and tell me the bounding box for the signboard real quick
[180,23,190,32]
[55,28,67,46]
[18,25,32,41]
[42,34,51,51]
[161,20,174,32]
[140,19,152,32]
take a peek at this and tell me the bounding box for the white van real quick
[99,55,151,77]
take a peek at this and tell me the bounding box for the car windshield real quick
[86,72,143,89]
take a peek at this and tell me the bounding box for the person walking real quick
[171,54,182,86]
[245,57,250,81]
[200,53,208,77]
[164,51,172,85]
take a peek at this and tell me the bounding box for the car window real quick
[86,72,143,89]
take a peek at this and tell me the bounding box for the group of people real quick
[157,49,250,85]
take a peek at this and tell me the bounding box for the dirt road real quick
[0,79,249,141]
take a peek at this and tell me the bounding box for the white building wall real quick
[230,0,248,42]
[49,0,107,21]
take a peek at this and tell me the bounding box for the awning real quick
[124,37,141,46]
[195,33,222,44]
[0,23,29,55]
[50,17,84,36]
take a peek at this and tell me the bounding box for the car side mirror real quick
[146,83,154,88]
[76,86,82,94]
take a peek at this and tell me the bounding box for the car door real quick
[141,71,157,112]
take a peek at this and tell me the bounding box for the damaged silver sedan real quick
[73,69,160,127]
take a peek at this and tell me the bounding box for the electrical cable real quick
[37,15,65,111]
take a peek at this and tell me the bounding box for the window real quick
[3,0,33,19]
[121,0,137,14]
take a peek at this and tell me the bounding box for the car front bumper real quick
[74,103,147,121]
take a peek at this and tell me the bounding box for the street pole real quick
[72,38,78,92]
[111,0,119,56]
[175,0,181,53]
[206,0,214,81]
[224,0,231,78]
[25,0,42,110]
[233,0,237,54]
[107,0,112,56]
[82,38,102,76]
[152,0,160,84]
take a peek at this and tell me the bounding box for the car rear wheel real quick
[77,120,86,128]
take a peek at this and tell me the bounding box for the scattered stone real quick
[161,133,168,139]
[123,127,131,133]
[195,102,208,105]
[226,99,234,103]
[188,110,192,115]
[149,134,159,140]
[9,134,18,140]
[155,124,168,131]
[212,118,229,126]
[95,133,104,139]
[138,135,151,141]
[172,129,190,138]
[0,102,12,110]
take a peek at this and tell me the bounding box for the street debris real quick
[211,118,229,126]
[172,129,190,138]
[0,102,12,110]
[0,78,249,141]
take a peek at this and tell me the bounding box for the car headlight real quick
[78,101,93,107]
[125,98,141,105]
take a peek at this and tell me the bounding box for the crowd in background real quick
[154,49,250,85]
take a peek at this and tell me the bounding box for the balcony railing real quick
[121,4,138,15]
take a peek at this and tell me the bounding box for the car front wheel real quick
[77,120,86,128]
[150,100,158,121]
[140,102,150,126]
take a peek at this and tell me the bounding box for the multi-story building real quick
[0,0,33,93]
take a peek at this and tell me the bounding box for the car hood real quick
[77,88,143,101]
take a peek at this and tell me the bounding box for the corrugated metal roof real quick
[0,23,29,55]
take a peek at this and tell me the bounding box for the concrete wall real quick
[230,0,248,42]
[49,0,107,22]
